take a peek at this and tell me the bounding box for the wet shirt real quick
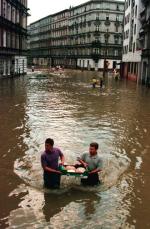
[81,153,102,171]
[41,148,63,170]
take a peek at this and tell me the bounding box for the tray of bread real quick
[59,165,88,177]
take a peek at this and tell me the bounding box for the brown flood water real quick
[0,71,150,229]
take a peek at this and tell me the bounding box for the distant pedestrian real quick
[113,68,120,81]
[31,65,34,72]
[99,75,104,89]
[92,77,97,88]
[115,70,120,81]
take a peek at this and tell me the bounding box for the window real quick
[114,49,119,56]
[106,14,109,20]
[96,25,100,31]
[3,30,6,47]
[134,24,136,35]
[12,7,15,23]
[114,37,119,44]
[133,42,135,52]
[7,4,11,21]
[3,1,6,18]
[135,5,137,17]
[128,0,130,7]
[116,25,118,32]
[96,13,99,20]
[94,48,99,54]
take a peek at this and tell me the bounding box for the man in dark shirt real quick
[41,138,65,189]
[77,142,102,186]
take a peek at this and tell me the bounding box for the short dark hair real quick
[90,142,99,150]
[45,138,54,146]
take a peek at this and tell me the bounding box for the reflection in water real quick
[43,190,100,223]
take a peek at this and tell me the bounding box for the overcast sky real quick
[28,0,124,24]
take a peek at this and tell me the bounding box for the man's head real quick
[89,142,99,156]
[45,138,54,152]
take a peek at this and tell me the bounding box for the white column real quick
[8,59,11,75]
[3,59,6,76]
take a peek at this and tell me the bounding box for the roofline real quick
[70,0,124,10]
[30,14,52,25]
[29,0,124,26]
[30,9,69,26]
[51,9,69,17]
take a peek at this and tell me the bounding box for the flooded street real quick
[0,71,150,229]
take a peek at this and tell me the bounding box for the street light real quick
[103,29,109,78]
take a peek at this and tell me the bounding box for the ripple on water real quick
[10,73,142,228]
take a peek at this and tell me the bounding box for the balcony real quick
[104,33,110,39]
[88,21,91,26]
[142,49,150,57]
[0,16,27,35]
[94,19,101,26]
[87,32,91,38]
[105,20,110,26]
[92,41,101,47]
[0,47,27,56]
[139,28,145,34]
[114,33,120,39]
[140,8,146,23]
[94,30,100,36]
[115,20,120,27]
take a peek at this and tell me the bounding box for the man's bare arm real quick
[89,168,102,174]
[60,155,65,165]
[77,159,88,168]
[43,165,61,174]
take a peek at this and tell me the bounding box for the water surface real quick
[0,72,150,228]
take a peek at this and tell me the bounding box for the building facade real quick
[122,0,150,85]
[122,0,143,82]
[29,0,124,71]
[28,15,52,67]
[0,0,28,77]
[69,0,124,70]
[140,0,150,86]
[51,10,70,67]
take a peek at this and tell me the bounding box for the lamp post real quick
[103,29,109,78]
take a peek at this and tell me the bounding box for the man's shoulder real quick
[96,154,102,159]
[53,147,63,154]
[96,154,103,162]
[82,152,88,158]
[84,153,89,156]
[41,151,46,157]
[53,147,60,151]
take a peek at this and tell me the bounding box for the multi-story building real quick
[51,10,70,67]
[0,0,29,77]
[29,0,125,71]
[122,0,150,85]
[68,0,124,70]
[122,0,143,82]
[140,0,150,86]
[28,15,52,67]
